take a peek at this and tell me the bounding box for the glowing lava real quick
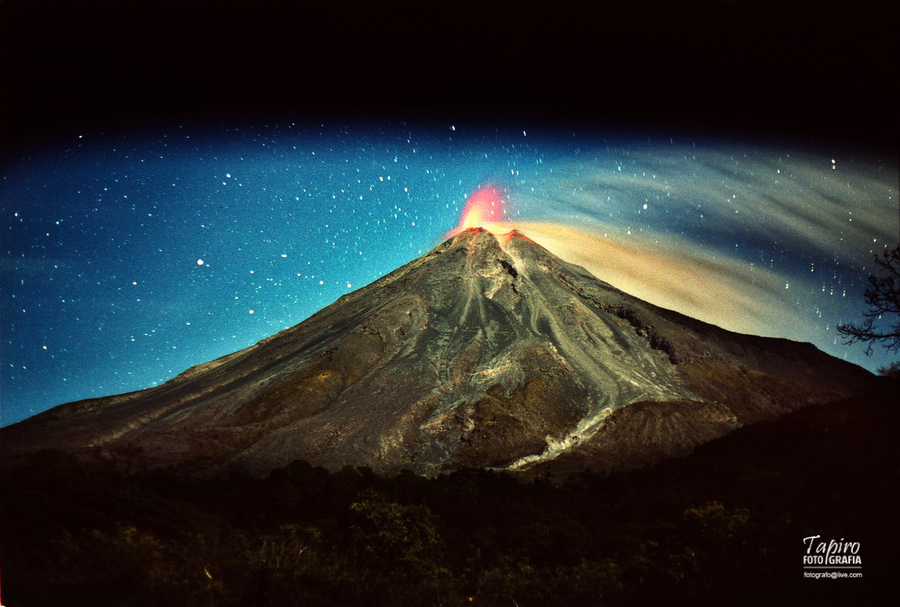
[446,184,508,237]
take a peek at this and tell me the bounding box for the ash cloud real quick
[497,143,899,370]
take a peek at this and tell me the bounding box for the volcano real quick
[1,228,878,477]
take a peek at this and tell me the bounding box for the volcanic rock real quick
[1,228,877,477]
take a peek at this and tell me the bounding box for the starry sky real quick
[2,122,897,425]
[1,1,897,426]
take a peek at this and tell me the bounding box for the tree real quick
[348,491,449,586]
[837,245,900,355]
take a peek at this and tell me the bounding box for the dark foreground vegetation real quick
[3,390,897,606]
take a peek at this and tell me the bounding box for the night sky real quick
[2,1,897,426]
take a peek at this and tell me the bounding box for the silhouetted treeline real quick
[2,391,897,606]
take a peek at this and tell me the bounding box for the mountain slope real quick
[1,228,877,476]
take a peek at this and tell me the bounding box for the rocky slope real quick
[1,228,878,476]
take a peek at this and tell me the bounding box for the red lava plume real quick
[446,184,508,237]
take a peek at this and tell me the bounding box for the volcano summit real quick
[1,228,877,477]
